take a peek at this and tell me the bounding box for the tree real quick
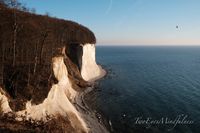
[7,0,21,9]
[0,0,6,6]
[39,31,48,64]
[45,12,50,17]
[33,41,38,75]
[21,5,29,12]
[30,8,36,14]
[0,37,4,87]
[9,0,19,66]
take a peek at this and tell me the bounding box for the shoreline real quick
[74,68,109,133]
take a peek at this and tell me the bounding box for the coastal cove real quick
[0,3,108,132]
[1,0,200,132]
[85,46,200,133]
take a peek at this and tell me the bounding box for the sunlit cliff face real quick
[15,56,88,132]
[0,43,105,132]
[81,44,106,81]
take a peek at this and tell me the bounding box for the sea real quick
[85,46,200,133]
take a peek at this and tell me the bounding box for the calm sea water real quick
[86,46,200,133]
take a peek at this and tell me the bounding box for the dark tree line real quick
[0,0,36,13]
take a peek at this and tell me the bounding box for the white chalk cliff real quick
[0,44,106,133]
[0,88,12,113]
[81,43,106,81]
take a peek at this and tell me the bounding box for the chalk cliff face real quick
[81,44,106,81]
[0,3,106,132]
[0,88,12,113]
[16,56,88,132]
[0,45,105,132]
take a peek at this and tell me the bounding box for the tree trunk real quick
[39,32,48,64]
[12,8,18,66]
[33,41,38,75]
[0,41,4,86]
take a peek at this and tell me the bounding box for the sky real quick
[19,0,200,45]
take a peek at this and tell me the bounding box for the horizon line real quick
[96,44,200,46]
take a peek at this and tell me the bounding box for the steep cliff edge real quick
[81,44,106,82]
[0,3,106,133]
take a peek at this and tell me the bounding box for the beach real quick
[74,69,109,133]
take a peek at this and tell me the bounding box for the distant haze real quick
[20,0,200,45]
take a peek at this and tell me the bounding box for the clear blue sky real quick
[19,0,200,45]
